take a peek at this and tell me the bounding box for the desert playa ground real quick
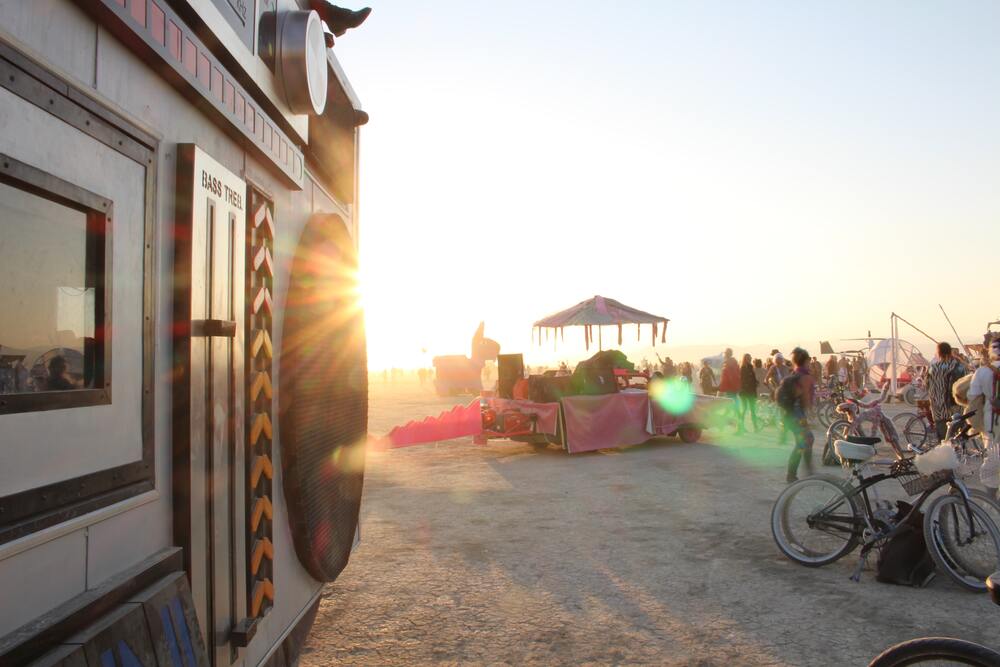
[300,381,996,666]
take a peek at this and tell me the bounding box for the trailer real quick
[0,2,369,665]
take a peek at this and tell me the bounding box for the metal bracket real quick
[191,319,238,338]
[231,616,259,647]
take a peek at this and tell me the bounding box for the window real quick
[0,154,111,414]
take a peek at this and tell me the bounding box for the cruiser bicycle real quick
[772,437,1000,592]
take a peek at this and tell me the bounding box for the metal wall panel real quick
[0,0,97,87]
[0,85,147,495]
[0,530,86,637]
[86,499,172,591]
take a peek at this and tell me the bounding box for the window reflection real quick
[0,180,98,394]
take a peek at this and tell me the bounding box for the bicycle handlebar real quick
[950,410,977,423]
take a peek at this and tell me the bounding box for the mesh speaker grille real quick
[279,214,367,582]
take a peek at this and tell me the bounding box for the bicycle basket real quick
[897,469,954,496]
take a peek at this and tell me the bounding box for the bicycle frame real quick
[808,465,978,555]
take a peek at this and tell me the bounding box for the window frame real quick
[0,153,114,415]
[0,40,158,545]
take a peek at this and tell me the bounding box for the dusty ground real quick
[301,382,996,666]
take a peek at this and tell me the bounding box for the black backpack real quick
[775,373,801,411]
[876,501,935,587]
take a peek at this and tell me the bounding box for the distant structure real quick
[433,322,501,396]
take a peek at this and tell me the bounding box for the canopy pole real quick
[939,304,970,357]
[598,326,603,351]
[890,313,898,398]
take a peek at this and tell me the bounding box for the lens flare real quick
[649,377,695,415]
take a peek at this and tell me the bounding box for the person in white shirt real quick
[968,337,1000,445]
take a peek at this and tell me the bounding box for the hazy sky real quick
[334,1,1000,369]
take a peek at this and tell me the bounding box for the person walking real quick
[927,342,967,441]
[969,338,1000,449]
[809,357,823,385]
[764,352,789,397]
[739,353,760,433]
[778,347,816,483]
[699,360,716,395]
[753,358,766,392]
[680,361,693,384]
[825,355,838,382]
[718,348,741,430]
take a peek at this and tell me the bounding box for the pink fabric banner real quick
[485,397,560,435]
[561,392,652,454]
[371,399,482,450]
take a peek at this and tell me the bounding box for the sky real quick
[332,1,1000,370]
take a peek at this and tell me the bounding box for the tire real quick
[950,488,1000,535]
[823,420,852,466]
[678,426,701,443]
[901,415,929,448]
[923,494,1000,592]
[869,637,1000,666]
[902,385,918,406]
[771,475,861,566]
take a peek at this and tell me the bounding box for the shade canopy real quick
[533,295,670,350]
[866,338,929,385]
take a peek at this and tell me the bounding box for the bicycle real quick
[814,381,866,429]
[771,437,1000,592]
[822,386,904,465]
[891,398,937,448]
[868,572,1000,665]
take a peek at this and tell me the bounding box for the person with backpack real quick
[778,347,816,483]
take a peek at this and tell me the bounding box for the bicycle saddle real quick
[834,439,877,464]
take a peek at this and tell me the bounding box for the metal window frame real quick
[0,153,114,415]
[0,39,158,545]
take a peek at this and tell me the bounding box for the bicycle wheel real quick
[771,475,861,566]
[869,637,1000,666]
[902,415,930,448]
[924,494,1000,592]
[816,400,832,428]
[823,419,852,466]
[950,489,1000,538]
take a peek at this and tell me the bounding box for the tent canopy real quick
[866,338,929,385]
[533,295,669,350]
[534,295,669,328]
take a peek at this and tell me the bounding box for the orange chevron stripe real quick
[253,204,274,239]
[250,537,275,575]
[251,329,272,359]
[251,496,273,531]
[252,244,274,277]
[252,287,272,315]
[250,371,272,402]
[251,578,274,617]
[250,454,273,487]
[250,413,272,444]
